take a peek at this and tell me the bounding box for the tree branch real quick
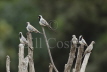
[80,53,91,72]
[18,44,29,72]
[49,63,53,72]
[64,45,76,72]
[41,26,58,72]
[74,45,84,72]
[6,55,10,72]
[72,68,75,72]
[27,32,35,72]
[80,41,95,72]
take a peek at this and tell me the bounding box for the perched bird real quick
[38,15,55,32]
[19,32,28,45]
[26,22,42,34]
[79,35,88,46]
[72,35,78,48]
[83,41,95,56]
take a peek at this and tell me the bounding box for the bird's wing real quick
[29,25,39,32]
[41,19,49,25]
[76,38,78,43]
[22,36,27,43]
[41,19,55,32]
[72,38,74,42]
[82,39,87,45]
[28,25,34,31]
[72,38,77,43]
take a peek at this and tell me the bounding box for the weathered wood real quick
[18,44,29,72]
[27,32,35,72]
[22,55,29,72]
[18,44,24,72]
[6,55,10,72]
[42,27,58,72]
[49,63,53,72]
[74,45,84,72]
[80,53,91,72]
[80,41,95,72]
[64,45,76,72]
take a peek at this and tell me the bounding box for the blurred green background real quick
[0,0,107,72]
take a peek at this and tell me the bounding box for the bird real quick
[71,35,78,48]
[83,41,95,56]
[79,35,88,46]
[26,22,42,34]
[38,15,55,32]
[19,32,28,45]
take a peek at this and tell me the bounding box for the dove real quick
[79,35,88,46]
[19,32,28,45]
[26,22,42,34]
[38,15,55,32]
[83,41,95,56]
[71,35,78,48]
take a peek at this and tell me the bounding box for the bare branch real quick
[49,63,53,72]
[27,32,35,72]
[6,55,10,72]
[80,53,91,72]
[41,26,58,72]
[80,41,95,72]
[74,45,84,72]
[64,45,76,72]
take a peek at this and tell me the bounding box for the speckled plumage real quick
[26,22,42,34]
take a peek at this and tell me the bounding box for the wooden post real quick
[27,32,35,72]
[18,44,24,72]
[6,55,10,72]
[64,45,76,72]
[80,53,91,72]
[74,45,84,72]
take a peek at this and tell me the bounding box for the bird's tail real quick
[26,41,33,50]
[47,25,56,33]
[39,31,43,34]
[34,31,43,34]
[85,44,88,47]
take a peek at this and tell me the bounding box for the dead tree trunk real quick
[27,32,35,72]
[18,44,24,72]
[80,53,91,72]
[6,55,10,72]
[64,45,76,72]
[18,44,29,72]
[74,45,84,72]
